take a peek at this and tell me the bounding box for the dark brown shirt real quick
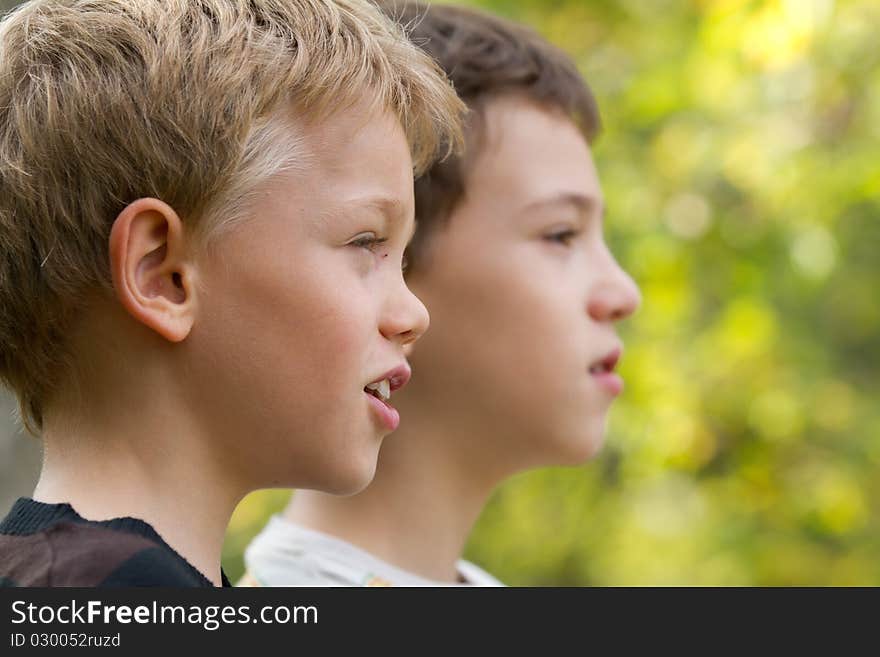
[0,498,230,587]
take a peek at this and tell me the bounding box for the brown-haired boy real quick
[241,1,641,586]
[0,0,462,587]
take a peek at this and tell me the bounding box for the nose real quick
[380,277,430,347]
[587,247,641,323]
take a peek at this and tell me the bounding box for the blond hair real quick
[0,0,464,433]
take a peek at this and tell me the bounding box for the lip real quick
[364,363,411,432]
[367,364,412,393]
[365,393,400,432]
[589,346,623,396]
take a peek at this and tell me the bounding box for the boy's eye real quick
[349,233,388,252]
[544,229,578,246]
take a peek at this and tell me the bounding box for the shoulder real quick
[244,518,367,587]
[44,522,208,587]
[97,545,212,587]
[0,530,54,587]
[0,499,213,587]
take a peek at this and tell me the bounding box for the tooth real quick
[366,379,391,401]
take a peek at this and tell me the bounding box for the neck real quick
[287,413,505,583]
[34,395,243,587]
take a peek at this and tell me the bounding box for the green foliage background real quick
[225,0,880,586]
[2,0,876,585]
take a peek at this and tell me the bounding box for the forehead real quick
[465,96,601,209]
[212,101,415,252]
[298,99,414,193]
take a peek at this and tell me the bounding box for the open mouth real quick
[589,348,621,375]
[588,347,624,396]
[364,367,409,432]
[364,364,411,404]
[589,361,614,375]
[364,379,391,403]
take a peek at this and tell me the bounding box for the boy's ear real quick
[108,198,197,342]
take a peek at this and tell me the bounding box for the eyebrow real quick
[522,193,605,220]
[367,197,416,244]
[358,195,406,220]
[327,194,404,224]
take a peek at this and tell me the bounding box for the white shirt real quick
[240,515,504,587]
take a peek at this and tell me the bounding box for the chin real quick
[270,435,381,495]
[323,448,381,497]
[546,440,603,467]
[543,421,608,467]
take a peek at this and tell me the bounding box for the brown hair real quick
[373,0,601,268]
[0,0,464,433]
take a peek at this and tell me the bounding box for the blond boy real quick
[0,0,462,587]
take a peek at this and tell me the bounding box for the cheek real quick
[195,250,377,408]
[417,258,583,399]
[408,253,614,467]
[272,274,377,401]
[460,262,582,361]
[186,258,384,487]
